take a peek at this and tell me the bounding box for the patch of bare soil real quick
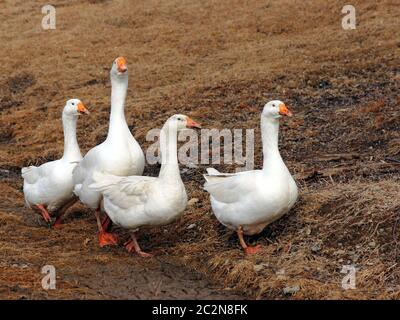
[0,178,240,300]
[0,0,399,299]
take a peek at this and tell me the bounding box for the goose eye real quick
[72,102,75,105]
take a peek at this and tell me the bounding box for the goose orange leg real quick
[101,215,112,232]
[124,232,153,258]
[53,198,78,229]
[53,216,63,228]
[95,208,118,247]
[237,226,261,255]
[35,204,51,224]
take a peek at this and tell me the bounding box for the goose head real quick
[110,56,128,80]
[165,114,202,131]
[262,100,292,120]
[63,99,89,116]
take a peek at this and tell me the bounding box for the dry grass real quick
[169,180,400,299]
[0,0,399,299]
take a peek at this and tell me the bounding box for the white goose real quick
[89,114,201,257]
[203,100,298,254]
[73,57,145,246]
[22,99,89,227]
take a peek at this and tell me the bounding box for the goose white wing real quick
[21,161,59,184]
[203,169,259,204]
[72,145,103,201]
[89,172,156,209]
[72,147,98,183]
[21,166,41,184]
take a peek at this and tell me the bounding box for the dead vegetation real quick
[0,0,399,299]
[168,180,400,299]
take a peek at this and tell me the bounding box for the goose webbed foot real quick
[52,197,77,229]
[95,208,118,247]
[99,231,118,247]
[124,233,153,258]
[53,216,63,229]
[35,204,51,224]
[237,226,262,255]
[244,244,261,254]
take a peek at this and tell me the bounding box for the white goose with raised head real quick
[72,57,145,247]
[89,114,201,257]
[22,99,89,227]
[203,100,298,254]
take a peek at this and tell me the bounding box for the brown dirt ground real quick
[0,0,399,299]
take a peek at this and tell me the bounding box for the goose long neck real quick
[62,113,82,161]
[261,116,282,169]
[159,125,180,179]
[107,75,129,140]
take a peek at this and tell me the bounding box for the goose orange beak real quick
[186,117,201,129]
[279,103,293,117]
[77,102,90,115]
[117,57,127,73]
